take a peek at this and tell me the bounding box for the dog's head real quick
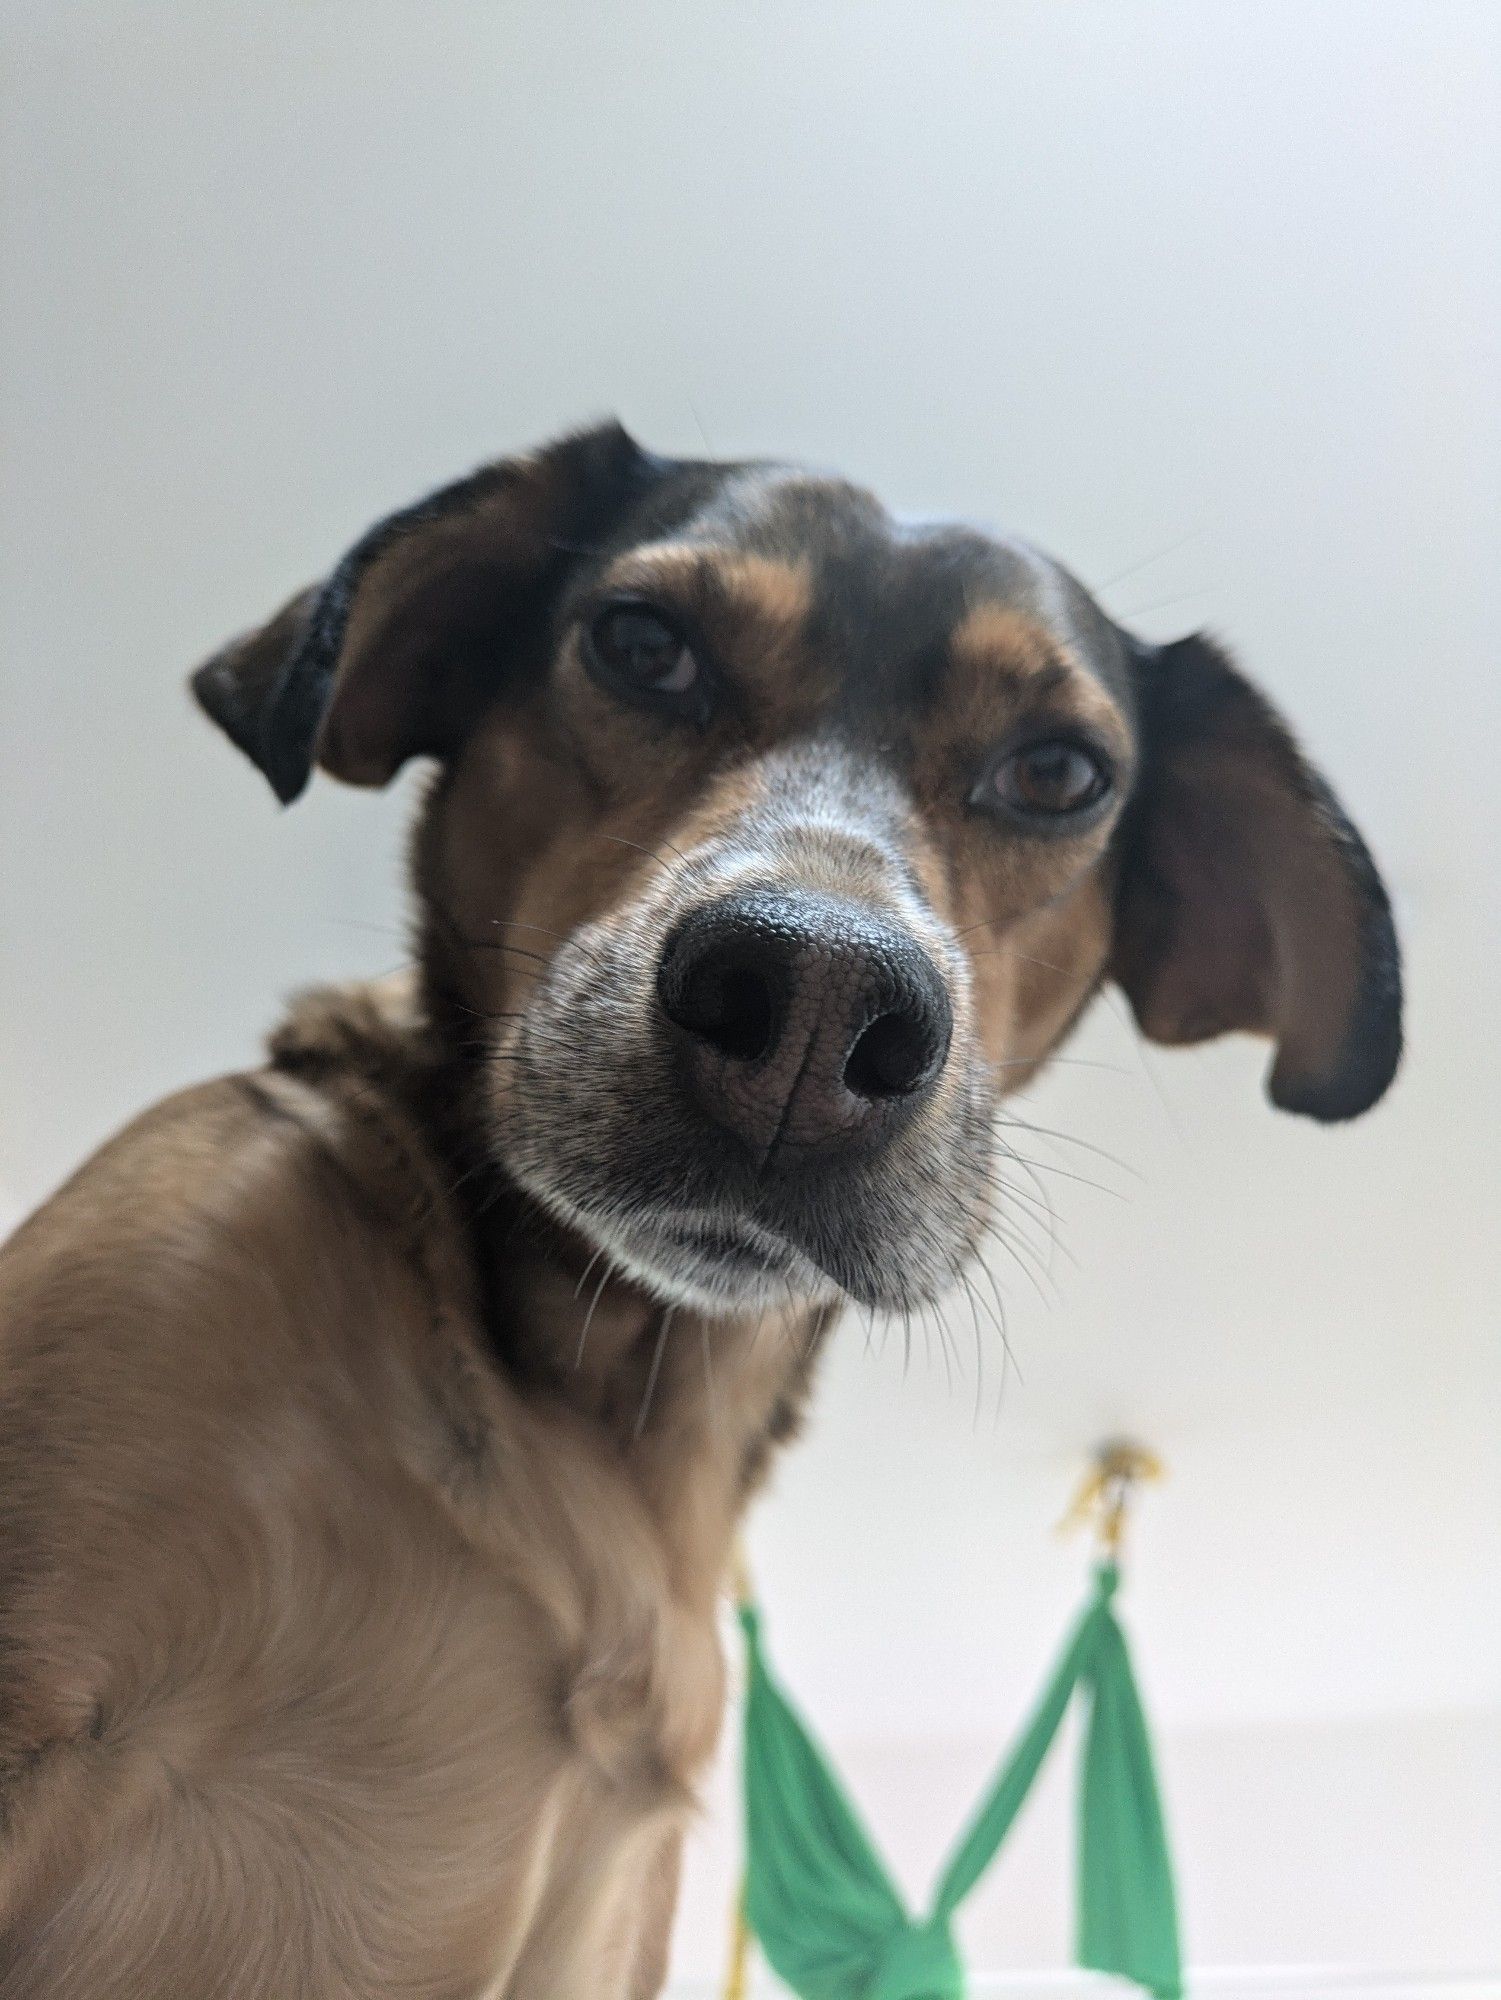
[194,422,1401,1316]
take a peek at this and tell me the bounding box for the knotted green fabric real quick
[738,1564,1181,2000]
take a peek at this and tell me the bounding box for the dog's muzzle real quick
[655,888,953,1165]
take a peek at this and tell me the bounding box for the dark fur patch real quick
[1114,633,1402,1119]
[194,422,663,802]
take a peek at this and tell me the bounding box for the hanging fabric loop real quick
[731,1467,1183,2000]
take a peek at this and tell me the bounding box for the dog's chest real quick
[559,1578,728,1811]
[372,1423,730,1994]
[415,1391,734,1818]
[512,1450,731,1808]
[170,1436,713,1999]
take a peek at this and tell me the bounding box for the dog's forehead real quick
[618,460,1132,704]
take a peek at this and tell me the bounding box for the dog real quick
[0,422,1401,1997]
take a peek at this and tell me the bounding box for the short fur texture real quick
[0,425,1401,1996]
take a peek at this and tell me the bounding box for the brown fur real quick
[0,425,1401,1995]
[0,980,819,1996]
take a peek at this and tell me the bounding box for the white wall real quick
[2,4,1497,1989]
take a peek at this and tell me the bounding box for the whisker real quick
[455,938,551,965]
[997,1147,1127,1202]
[573,1243,607,1301]
[1117,586,1213,621]
[971,1251,1025,1390]
[989,1054,1132,1077]
[966,944,1071,970]
[958,1269,986,1424]
[1006,1200,1078,1279]
[574,1258,615,1371]
[1092,526,1205,597]
[989,1139,1068,1227]
[988,1141,1078,1276]
[1091,986,1187,1143]
[954,932,1068,976]
[325,917,413,942]
[633,1307,675,1440]
[997,1111,1143,1180]
[983,1216,1059,1308]
[701,1319,719,1434]
[600,829,693,876]
[686,395,715,455]
[444,1155,497,1206]
[954,1246,1014,1388]
[927,1298,955,1396]
[489,918,571,944]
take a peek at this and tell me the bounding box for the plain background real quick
[2,4,1498,1991]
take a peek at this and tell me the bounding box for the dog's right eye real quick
[585,601,702,708]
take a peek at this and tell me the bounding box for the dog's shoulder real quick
[0,1068,307,1327]
[0,972,481,1510]
[0,974,487,1733]
[9,975,431,1286]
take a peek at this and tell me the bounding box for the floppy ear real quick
[1110,633,1402,1121]
[191,420,657,803]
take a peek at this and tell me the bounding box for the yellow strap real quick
[721,1880,753,2000]
[721,1544,757,1997]
[729,1536,754,1610]
[719,1541,755,1997]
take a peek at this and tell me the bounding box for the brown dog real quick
[0,424,1401,1997]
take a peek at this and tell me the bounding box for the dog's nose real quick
[656,890,952,1161]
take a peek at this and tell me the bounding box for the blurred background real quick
[2,4,1497,1992]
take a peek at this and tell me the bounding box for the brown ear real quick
[1111,633,1402,1121]
[191,420,657,803]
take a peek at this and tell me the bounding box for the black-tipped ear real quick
[1111,633,1402,1121]
[192,588,320,798]
[191,421,657,803]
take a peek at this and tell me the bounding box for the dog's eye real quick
[587,601,700,701]
[978,737,1113,821]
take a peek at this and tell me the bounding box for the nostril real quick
[660,893,953,1150]
[844,1010,937,1100]
[667,955,778,1063]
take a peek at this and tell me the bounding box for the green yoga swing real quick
[723,1448,1182,2000]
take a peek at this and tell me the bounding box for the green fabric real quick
[738,1564,1182,2000]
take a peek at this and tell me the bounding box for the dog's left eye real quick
[586,601,700,702]
[975,736,1114,822]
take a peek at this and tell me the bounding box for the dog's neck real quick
[462,1176,832,1580]
[268,973,832,1594]
[481,1207,832,1589]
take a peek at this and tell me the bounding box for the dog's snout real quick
[656,890,952,1161]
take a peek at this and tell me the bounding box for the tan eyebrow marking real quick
[598,542,707,594]
[946,600,1134,760]
[949,601,1056,673]
[602,545,812,637]
[715,553,813,633]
